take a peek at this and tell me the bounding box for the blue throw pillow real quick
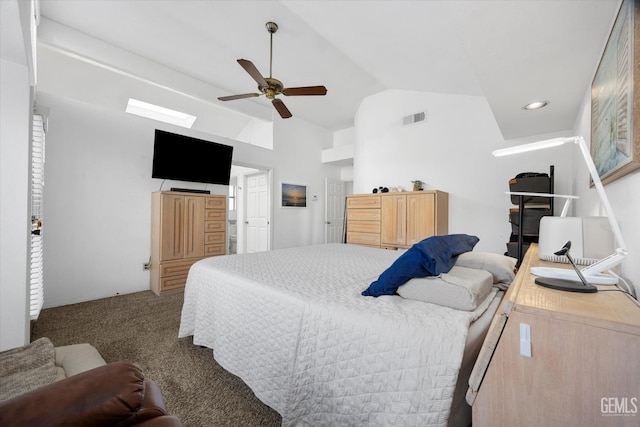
[362,234,480,297]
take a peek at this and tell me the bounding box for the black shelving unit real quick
[506,165,555,267]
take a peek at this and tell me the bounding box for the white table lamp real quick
[493,136,627,289]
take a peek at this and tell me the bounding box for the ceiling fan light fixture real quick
[218,21,327,119]
[522,100,549,111]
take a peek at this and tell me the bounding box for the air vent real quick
[403,111,426,126]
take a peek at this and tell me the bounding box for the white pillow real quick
[455,251,517,287]
[397,266,493,311]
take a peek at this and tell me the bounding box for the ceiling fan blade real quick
[272,98,292,119]
[218,93,260,101]
[282,86,327,96]
[237,59,268,88]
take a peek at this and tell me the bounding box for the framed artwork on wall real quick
[281,183,307,207]
[591,0,640,185]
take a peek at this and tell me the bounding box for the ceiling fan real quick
[218,21,327,119]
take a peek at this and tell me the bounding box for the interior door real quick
[325,178,346,243]
[245,172,270,253]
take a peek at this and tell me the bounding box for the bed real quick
[178,242,511,426]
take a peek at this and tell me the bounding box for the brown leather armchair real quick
[0,361,182,427]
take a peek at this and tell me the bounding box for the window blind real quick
[30,114,45,320]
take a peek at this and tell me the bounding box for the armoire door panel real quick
[160,194,185,261]
[184,196,205,258]
[381,194,406,246]
[406,193,435,245]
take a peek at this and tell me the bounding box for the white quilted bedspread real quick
[179,244,483,426]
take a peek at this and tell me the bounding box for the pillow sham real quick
[362,234,479,297]
[455,251,517,288]
[397,266,494,311]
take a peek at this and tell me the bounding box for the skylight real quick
[125,98,197,128]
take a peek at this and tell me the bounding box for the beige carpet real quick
[31,290,281,427]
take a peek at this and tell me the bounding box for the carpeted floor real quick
[31,290,281,427]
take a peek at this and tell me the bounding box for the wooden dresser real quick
[468,245,640,426]
[346,190,448,249]
[150,191,226,295]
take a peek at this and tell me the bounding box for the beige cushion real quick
[455,251,517,287]
[397,266,493,311]
[54,343,106,377]
[55,366,66,381]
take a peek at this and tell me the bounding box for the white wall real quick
[272,117,340,249]
[326,127,355,182]
[0,0,33,351]
[354,89,574,253]
[234,119,273,149]
[40,93,164,307]
[333,127,355,147]
[0,59,31,351]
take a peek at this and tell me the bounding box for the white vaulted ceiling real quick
[37,0,620,139]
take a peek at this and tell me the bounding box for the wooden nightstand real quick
[467,244,640,426]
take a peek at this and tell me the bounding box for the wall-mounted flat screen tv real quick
[152,129,233,185]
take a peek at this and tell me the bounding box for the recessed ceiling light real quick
[125,98,197,128]
[522,101,549,111]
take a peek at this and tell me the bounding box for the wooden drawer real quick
[348,220,380,234]
[160,275,188,292]
[205,232,225,244]
[160,259,198,278]
[205,220,226,232]
[347,231,380,247]
[206,210,226,220]
[347,208,381,221]
[347,196,380,209]
[205,244,226,256]
[206,197,226,209]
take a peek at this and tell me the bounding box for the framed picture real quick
[281,183,307,207]
[591,0,640,185]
